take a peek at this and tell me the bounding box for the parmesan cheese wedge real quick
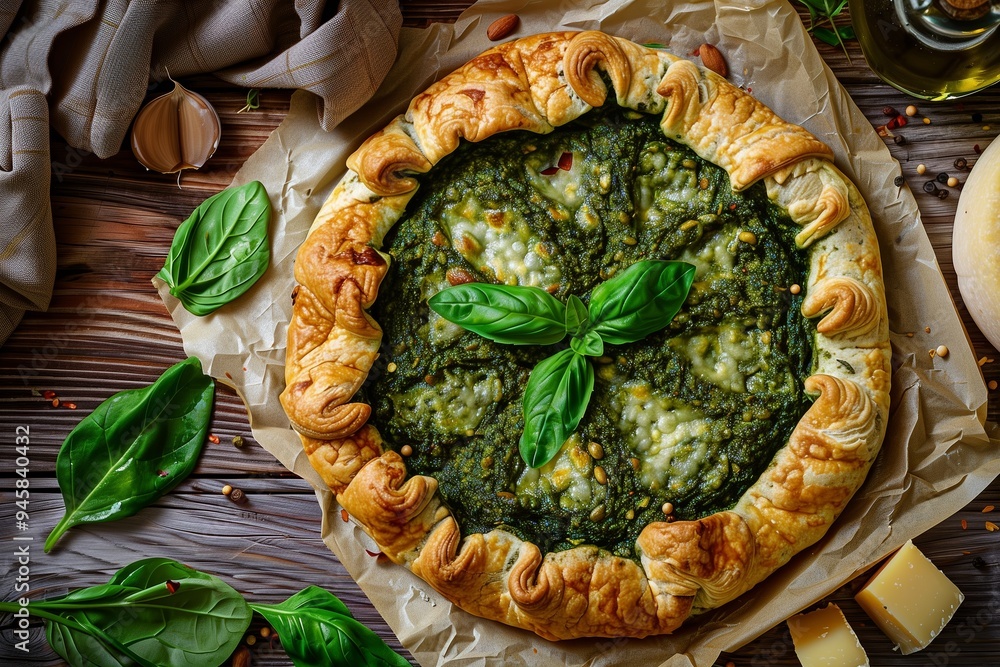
[787,603,869,667]
[953,136,1000,350]
[854,540,964,654]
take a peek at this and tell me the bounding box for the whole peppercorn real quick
[893,175,905,187]
[936,172,950,183]
[229,488,248,505]
[954,157,968,170]
[923,181,938,193]
[893,134,907,145]
[972,556,987,569]
[972,112,983,123]
[937,188,949,200]
[882,105,898,116]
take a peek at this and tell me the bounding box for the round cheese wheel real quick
[953,136,1000,350]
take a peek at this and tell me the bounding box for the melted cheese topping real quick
[515,435,603,511]
[391,370,502,435]
[610,383,729,492]
[442,195,561,289]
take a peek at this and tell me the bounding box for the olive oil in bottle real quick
[849,0,1000,100]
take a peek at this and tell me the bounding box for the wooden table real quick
[2,4,998,666]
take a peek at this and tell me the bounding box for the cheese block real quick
[787,603,869,667]
[854,540,964,654]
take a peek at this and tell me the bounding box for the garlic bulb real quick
[131,79,221,173]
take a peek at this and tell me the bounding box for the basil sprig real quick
[158,180,271,316]
[0,558,251,667]
[251,586,410,667]
[45,356,214,553]
[429,260,695,468]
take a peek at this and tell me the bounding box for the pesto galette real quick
[280,31,890,641]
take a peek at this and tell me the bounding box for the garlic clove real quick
[131,80,221,174]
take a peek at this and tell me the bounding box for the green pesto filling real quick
[362,106,815,559]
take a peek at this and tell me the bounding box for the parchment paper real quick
[155,1,1000,665]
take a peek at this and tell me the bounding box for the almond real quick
[487,14,519,41]
[699,43,728,78]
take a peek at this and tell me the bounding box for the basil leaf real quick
[158,180,271,316]
[0,558,251,667]
[44,357,214,552]
[570,330,604,357]
[565,294,589,336]
[520,349,594,468]
[251,586,410,667]
[588,260,696,345]
[428,283,567,345]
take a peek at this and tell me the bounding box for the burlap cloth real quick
[0,0,402,344]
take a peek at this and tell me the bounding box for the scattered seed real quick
[962,518,968,530]
[680,220,699,231]
[631,457,641,472]
[955,157,968,170]
[260,627,271,638]
[894,175,905,187]
[906,332,914,337]
[208,434,220,444]
[979,356,989,366]
[789,283,801,295]
[588,441,604,460]
[229,488,248,505]
[947,176,959,187]
[558,152,573,171]
[923,181,938,193]
[590,505,606,522]
[626,509,635,520]
[497,491,515,500]
[51,398,60,407]
[594,465,608,485]
[246,635,257,646]
[232,435,245,448]
[64,402,77,410]
[43,390,56,399]
[882,105,899,116]
[925,326,932,333]
[989,380,998,391]
[936,345,950,358]
[400,444,413,457]
[699,177,709,189]
[923,117,931,124]
[386,362,397,373]
[987,521,999,532]
[984,505,996,513]
[917,163,927,175]
[738,230,757,245]
[905,104,918,116]
[936,172,950,183]
[937,189,950,200]
[662,502,674,515]
[893,134,907,145]
[222,484,233,496]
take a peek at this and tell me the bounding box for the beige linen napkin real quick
[0,0,402,345]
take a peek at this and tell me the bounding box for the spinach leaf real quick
[428,282,567,345]
[0,558,251,667]
[158,180,271,316]
[44,357,214,552]
[251,586,410,667]
[520,348,594,469]
[588,260,695,345]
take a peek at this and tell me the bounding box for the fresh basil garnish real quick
[428,282,567,345]
[519,348,594,469]
[427,260,695,469]
[158,180,271,316]
[44,357,214,552]
[251,586,410,667]
[0,558,251,667]
[588,260,696,345]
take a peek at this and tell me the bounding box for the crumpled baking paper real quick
[156,1,1000,665]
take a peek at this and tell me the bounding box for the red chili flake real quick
[165,580,180,594]
[875,125,891,138]
[975,144,982,154]
[746,86,752,93]
[728,203,737,210]
[886,114,908,130]
[225,372,233,380]
[208,434,221,444]
[64,402,77,410]
[558,151,573,171]
[242,366,247,371]
[540,166,559,175]
[962,518,968,530]
[365,549,381,558]
[157,469,169,477]
[340,509,350,522]
[43,390,57,400]
[690,46,701,56]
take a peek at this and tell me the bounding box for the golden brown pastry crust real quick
[280,31,890,640]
